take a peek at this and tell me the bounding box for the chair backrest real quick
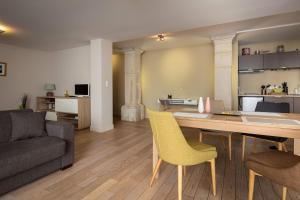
[211,100,225,113]
[255,101,290,113]
[147,109,195,165]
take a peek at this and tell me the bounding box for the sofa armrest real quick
[46,121,74,168]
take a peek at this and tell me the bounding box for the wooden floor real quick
[1,119,300,200]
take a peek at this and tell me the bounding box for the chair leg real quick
[209,159,216,196]
[183,166,187,176]
[150,158,162,187]
[248,169,256,200]
[242,135,246,161]
[278,142,283,151]
[282,186,287,200]
[199,131,203,142]
[282,143,288,152]
[228,134,232,161]
[178,165,183,200]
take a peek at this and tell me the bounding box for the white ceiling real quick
[115,11,300,51]
[1,0,300,51]
[238,24,300,45]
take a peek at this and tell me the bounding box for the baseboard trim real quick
[90,124,114,133]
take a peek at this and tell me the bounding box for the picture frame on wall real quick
[0,62,7,76]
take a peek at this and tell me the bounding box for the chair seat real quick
[246,151,300,192]
[187,138,217,152]
[242,133,287,143]
[175,137,217,166]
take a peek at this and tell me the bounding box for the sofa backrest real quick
[0,109,33,143]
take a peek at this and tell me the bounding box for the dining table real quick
[152,107,300,173]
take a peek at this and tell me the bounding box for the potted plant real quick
[19,94,28,110]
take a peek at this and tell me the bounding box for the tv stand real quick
[37,96,91,130]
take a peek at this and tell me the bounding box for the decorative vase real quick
[205,97,211,113]
[64,90,69,97]
[198,97,204,113]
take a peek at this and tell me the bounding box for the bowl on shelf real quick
[273,88,283,94]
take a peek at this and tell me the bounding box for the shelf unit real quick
[37,96,55,111]
[37,97,57,120]
[37,96,91,130]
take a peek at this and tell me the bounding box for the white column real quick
[90,39,114,132]
[121,48,145,121]
[212,34,235,110]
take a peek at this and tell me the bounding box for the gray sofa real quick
[0,109,74,196]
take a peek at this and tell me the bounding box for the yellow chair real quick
[148,110,217,200]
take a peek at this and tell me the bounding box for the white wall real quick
[49,45,90,95]
[0,43,91,110]
[0,43,50,110]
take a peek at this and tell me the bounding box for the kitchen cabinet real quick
[239,51,300,70]
[279,51,300,69]
[293,98,300,113]
[264,97,294,113]
[238,55,263,72]
[263,53,279,69]
[263,51,300,70]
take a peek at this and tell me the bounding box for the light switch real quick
[105,80,109,88]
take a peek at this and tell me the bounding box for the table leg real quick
[294,139,300,156]
[153,137,159,178]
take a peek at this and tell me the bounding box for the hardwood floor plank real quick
[81,179,118,200]
[207,139,226,200]
[183,165,203,198]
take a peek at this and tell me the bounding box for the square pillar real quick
[90,39,114,132]
[212,34,235,110]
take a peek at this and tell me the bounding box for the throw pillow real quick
[10,111,46,141]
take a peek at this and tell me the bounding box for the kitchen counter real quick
[238,94,300,98]
[239,94,300,113]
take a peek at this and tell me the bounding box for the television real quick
[75,84,90,96]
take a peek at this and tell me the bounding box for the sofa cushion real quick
[10,111,46,141]
[0,136,66,180]
[0,109,33,143]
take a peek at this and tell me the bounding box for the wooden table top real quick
[166,108,300,139]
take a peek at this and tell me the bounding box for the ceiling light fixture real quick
[0,25,7,34]
[157,34,165,41]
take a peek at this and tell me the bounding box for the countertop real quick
[238,94,300,98]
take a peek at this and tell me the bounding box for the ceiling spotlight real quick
[0,25,7,34]
[157,34,165,41]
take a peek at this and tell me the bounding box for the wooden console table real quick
[37,96,91,130]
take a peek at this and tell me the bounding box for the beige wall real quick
[239,39,300,94]
[0,43,91,110]
[141,44,214,111]
[112,53,125,116]
[239,70,300,94]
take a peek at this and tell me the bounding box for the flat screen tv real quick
[75,84,89,96]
